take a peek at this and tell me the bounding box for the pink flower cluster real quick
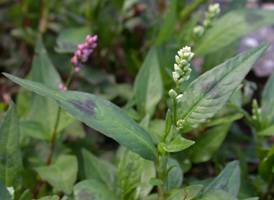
[59,84,67,90]
[70,34,98,72]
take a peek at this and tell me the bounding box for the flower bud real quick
[175,55,181,64]
[176,94,184,102]
[172,72,180,82]
[169,89,178,98]
[176,119,185,129]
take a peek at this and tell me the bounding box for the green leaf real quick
[191,124,231,163]
[82,149,118,193]
[205,113,243,127]
[162,136,194,153]
[19,121,49,141]
[195,189,237,200]
[178,43,269,130]
[118,149,145,199]
[73,179,119,200]
[164,158,183,191]
[37,196,60,200]
[155,0,177,45]
[0,100,22,190]
[18,189,32,200]
[135,160,156,199]
[205,161,240,196]
[4,73,157,161]
[167,185,203,200]
[55,27,91,53]
[241,198,259,200]
[195,9,274,56]
[259,145,274,182]
[261,70,274,126]
[134,47,163,117]
[149,178,164,186]
[0,182,12,200]
[21,35,72,138]
[257,124,274,137]
[35,155,78,194]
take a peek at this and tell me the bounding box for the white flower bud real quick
[172,72,180,82]
[174,64,184,74]
[175,55,180,64]
[185,68,192,76]
[180,59,187,66]
[177,49,183,57]
[187,53,195,62]
[183,63,190,71]
[176,119,185,129]
[177,78,184,85]
[184,75,190,81]
[176,94,184,102]
[169,89,178,98]
[183,52,190,57]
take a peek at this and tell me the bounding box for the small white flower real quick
[176,119,185,129]
[172,72,180,82]
[169,89,178,98]
[176,94,184,102]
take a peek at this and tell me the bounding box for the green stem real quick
[46,69,74,164]
[156,155,167,200]
[180,0,212,23]
[262,177,274,200]
[34,69,75,198]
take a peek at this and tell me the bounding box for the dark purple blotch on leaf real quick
[68,99,96,115]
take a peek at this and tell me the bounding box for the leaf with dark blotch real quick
[0,100,22,190]
[3,73,157,161]
[178,43,269,130]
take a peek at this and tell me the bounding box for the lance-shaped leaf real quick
[166,185,203,200]
[205,161,240,196]
[134,47,163,116]
[0,100,22,190]
[178,43,269,130]
[35,155,78,194]
[261,70,274,126]
[73,179,119,200]
[195,189,237,200]
[195,9,274,56]
[0,182,12,200]
[4,73,157,161]
[162,136,194,153]
[82,149,118,193]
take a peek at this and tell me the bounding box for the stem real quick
[180,0,212,23]
[156,156,167,200]
[263,177,274,200]
[34,69,75,198]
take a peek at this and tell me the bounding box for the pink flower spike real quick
[70,56,78,66]
[91,43,97,48]
[63,86,67,90]
[75,66,81,72]
[86,35,92,42]
[75,50,82,58]
[78,44,85,51]
[92,35,98,41]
